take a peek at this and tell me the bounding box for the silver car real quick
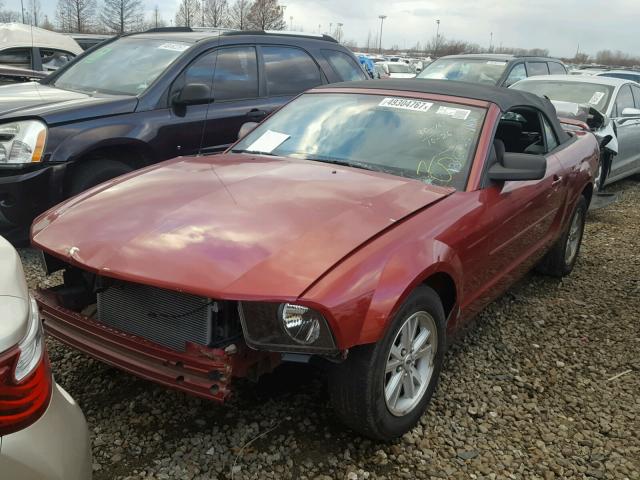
[0,236,92,479]
[511,75,640,189]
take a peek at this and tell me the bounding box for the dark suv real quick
[0,28,367,240]
[418,53,567,87]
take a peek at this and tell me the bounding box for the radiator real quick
[97,283,213,352]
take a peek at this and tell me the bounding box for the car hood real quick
[0,82,138,124]
[32,154,453,299]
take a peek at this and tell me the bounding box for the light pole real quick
[378,15,387,54]
[290,16,293,30]
[489,32,493,52]
[434,19,440,58]
[337,22,344,43]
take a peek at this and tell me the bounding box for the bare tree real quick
[101,0,143,33]
[150,5,165,28]
[175,0,200,27]
[228,0,251,30]
[41,14,55,30]
[203,0,227,27]
[56,0,97,33]
[246,0,284,30]
[26,0,41,25]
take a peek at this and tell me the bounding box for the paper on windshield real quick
[246,130,290,153]
[379,97,433,112]
[436,105,471,120]
[588,91,605,105]
[487,61,507,65]
[158,43,189,52]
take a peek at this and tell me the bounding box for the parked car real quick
[0,28,368,242]
[0,235,91,479]
[0,23,82,74]
[594,70,640,83]
[31,80,597,440]
[512,75,640,189]
[418,53,567,87]
[377,61,416,78]
[0,65,47,86]
[66,33,113,51]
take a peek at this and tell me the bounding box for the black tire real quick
[328,286,446,441]
[68,159,133,196]
[536,195,587,277]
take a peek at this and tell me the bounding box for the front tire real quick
[329,286,446,440]
[536,195,587,277]
[69,159,133,196]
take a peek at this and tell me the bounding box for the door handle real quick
[247,109,267,120]
[551,175,563,186]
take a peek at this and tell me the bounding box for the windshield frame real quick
[229,89,492,192]
[43,36,194,97]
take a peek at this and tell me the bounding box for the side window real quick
[542,116,559,152]
[172,50,216,100]
[631,84,640,109]
[614,85,634,117]
[212,46,258,101]
[0,48,32,69]
[40,49,75,71]
[548,62,566,75]
[526,62,549,77]
[504,63,527,86]
[322,49,368,81]
[262,46,322,96]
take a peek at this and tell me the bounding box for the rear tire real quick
[328,286,446,440]
[536,195,587,277]
[69,159,133,196]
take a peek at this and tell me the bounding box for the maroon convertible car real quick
[31,80,598,440]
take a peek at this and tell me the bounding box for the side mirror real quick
[238,122,258,140]
[621,107,640,118]
[488,152,546,182]
[173,83,210,106]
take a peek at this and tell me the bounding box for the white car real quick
[0,23,83,73]
[512,75,640,190]
[377,61,416,78]
[594,70,640,84]
[0,236,91,479]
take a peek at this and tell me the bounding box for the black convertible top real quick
[317,79,569,142]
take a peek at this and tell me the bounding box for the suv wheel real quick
[69,159,133,196]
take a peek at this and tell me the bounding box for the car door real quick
[0,47,34,70]
[611,84,640,178]
[478,110,567,296]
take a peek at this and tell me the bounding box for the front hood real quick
[0,82,138,123]
[32,154,452,299]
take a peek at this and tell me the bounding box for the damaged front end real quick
[35,258,282,402]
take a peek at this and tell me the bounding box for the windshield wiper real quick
[231,149,279,156]
[305,157,381,173]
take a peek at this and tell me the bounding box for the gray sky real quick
[11,0,640,58]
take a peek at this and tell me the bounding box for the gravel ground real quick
[19,179,640,480]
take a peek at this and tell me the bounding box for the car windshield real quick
[233,93,486,190]
[418,58,507,85]
[388,63,412,73]
[52,37,190,95]
[511,80,614,112]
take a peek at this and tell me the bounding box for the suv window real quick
[504,63,526,86]
[526,62,549,77]
[631,84,640,109]
[322,49,367,81]
[614,84,635,117]
[173,50,216,100]
[0,48,32,69]
[40,49,75,71]
[548,62,566,75]
[212,46,258,101]
[262,46,322,96]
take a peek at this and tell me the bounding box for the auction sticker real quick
[588,91,605,105]
[158,43,189,52]
[487,61,507,65]
[436,105,471,120]
[379,97,433,112]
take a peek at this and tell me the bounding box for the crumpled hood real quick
[0,82,137,123]
[32,154,452,299]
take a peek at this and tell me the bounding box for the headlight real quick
[0,120,47,164]
[238,302,337,353]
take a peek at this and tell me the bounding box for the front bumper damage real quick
[34,289,281,402]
